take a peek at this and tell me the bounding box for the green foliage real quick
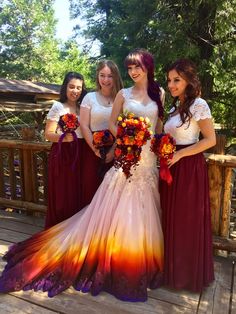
[0,0,58,81]
[57,41,95,88]
[0,112,34,126]
[70,0,236,136]
[0,0,94,87]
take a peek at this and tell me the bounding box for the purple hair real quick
[124,48,164,120]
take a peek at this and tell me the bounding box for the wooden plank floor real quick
[0,210,235,314]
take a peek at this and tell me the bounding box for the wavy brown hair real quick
[167,59,201,126]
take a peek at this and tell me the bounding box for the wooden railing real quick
[206,153,236,252]
[0,139,51,213]
[0,138,236,252]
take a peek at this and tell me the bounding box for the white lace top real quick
[122,87,159,171]
[122,87,158,134]
[47,101,83,138]
[80,92,113,131]
[164,97,212,145]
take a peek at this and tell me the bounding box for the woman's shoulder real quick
[191,97,210,111]
[82,91,96,101]
[81,91,96,108]
[120,87,132,98]
[49,100,65,112]
[192,97,208,105]
[190,97,212,120]
[47,101,64,121]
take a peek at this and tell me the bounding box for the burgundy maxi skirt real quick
[80,140,113,209]
[45,139,84,229]
[160,145,214,292]
[45,139,113,229]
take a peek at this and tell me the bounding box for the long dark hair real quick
[167,59,201,126]
[124,48,163,120]
[59,72,87,106]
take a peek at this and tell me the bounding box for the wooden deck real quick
[0,210,235,314]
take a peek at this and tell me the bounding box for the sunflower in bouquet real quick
[114,111,152,178]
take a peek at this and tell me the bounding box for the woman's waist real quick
[176,143,196,150]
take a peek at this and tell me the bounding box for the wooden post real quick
[21,127,35,141]
[206,134,226,155]
[220,167,233,237]
[214,134,226,155]
[0,149,4,198]
[19,149,24,200]
[8,148,17,199]
[208,161,223,235]
[40,152,48,204]
[22,148,34,204]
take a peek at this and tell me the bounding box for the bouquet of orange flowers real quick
[93,129,115,160]
[57,113,80,170]
[150,133,176,185]
[58,113,79,134]
[114,112,152,178]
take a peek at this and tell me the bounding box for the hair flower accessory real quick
[114,111,152,178]
[150,133,176,185]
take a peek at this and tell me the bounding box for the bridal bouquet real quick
[57,113,80,169]
[58,113,79,137]
[150,133,176,185]
[93,129,115,160]
[114,112,152,178]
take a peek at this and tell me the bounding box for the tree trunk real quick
[196,1,217,99]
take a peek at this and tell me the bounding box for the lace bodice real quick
[47,101,83,138]
[122,87,159,171]
[122,88,158,133]
[81,92,113,131]
[164,97,212,145]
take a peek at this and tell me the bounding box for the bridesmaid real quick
[80,60,123,208]
[44,72,87,228]
[160,59,216,292]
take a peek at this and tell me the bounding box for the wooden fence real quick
[0,138,236,252]
[0,139,50,213]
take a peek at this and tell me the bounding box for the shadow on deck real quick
[0,210,235,314]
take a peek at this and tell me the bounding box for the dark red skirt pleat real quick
[160,145,214,292]
[80,140,113,209]
[45,139,113,229]
[45,139,84,229]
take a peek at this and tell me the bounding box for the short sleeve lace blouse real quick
[80,92,113,131]
[47,101,83,138]
[164,97,212,145]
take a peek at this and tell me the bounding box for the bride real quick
[0,48,165,302]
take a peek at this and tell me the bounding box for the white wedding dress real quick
[0,87,164,302]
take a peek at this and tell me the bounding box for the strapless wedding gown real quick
[0,88,163,302]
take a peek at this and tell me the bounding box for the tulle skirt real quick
[160,145,214,292]
[0,163,163,302]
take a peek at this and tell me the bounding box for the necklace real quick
[97,92,113,107]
